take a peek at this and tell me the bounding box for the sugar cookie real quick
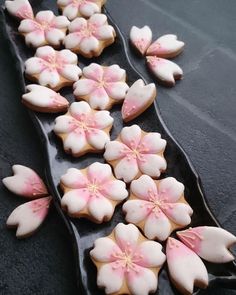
[60,162,128,223]
[22,84,69,113]
[130,25,152,56]
[64,13,116,58]
[104,125,167,183]
[177,226,236,263]
[121,79,156,122]
[18,10,70,48]
[57,0,106,20]
[25,46,81,91]
[54,101,114,157]
[90,223,166,295]
[123,175,193,241]
[166,237,208,295]
[73,63,129,110]
[5,0,34,20]
[147,34,185,58]
[2,165,48,198]
[6,196,52,238]
[147,56,183,87]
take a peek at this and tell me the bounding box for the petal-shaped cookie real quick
[5,0,34,20]
[22,84,69,113]
[147,34,185,58]
[2,165,48,198]
[147,56,183,87]
[177,226,236,263]
[6,196,52,238]
[121,79,156,122]
[130,25,152,55]
[166,237,208,295]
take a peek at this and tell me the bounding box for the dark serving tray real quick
[1,1,236,294]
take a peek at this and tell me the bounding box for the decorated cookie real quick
[25,46,81,91]
[18,10,70,48]
[60,162,128,222]
[73,63,129,110]
[2,165,48,198]
[104,125,167,183]
[130,26,152,56]
[121,79,156,122]
[123,175,193,241]
[57,0,106,20]
[147,56,183,87]
[54,101,114,157]
[166,237,208,295]
[177,226,236,263]
[5,0,34,20]
[90,223,166,295]
[22,84,69,113]
[147,34,185,58]
[64,13,116,58]
[6,196,52,238]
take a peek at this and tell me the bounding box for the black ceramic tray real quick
[1,1,236,294]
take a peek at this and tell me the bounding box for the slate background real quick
[0,0,235,294]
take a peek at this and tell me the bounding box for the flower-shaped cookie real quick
[18,10,70,48]
[54,101,114,157]
[90,223,166,295]
[57,0,106,20]
[60,162,128,223]
[104,125,167,183]
[25,46,81,91]
[73,63,129,110]
[64,13,116,58]
[123,175,193,241]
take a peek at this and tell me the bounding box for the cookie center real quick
[87,182,99,194]
[121,141,149,162]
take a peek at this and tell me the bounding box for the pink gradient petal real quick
[69,101,91,119]
[64,130,87,154]
[103,65,126,82]
[87,162,112,184]
[54,115,77,134]
[79,2,99,18]
[137,241,166,267]
[89,13,107,26]
[60,168,88,189]
[114,223,139,250]
[120,125,142,149]
[38,69,60,88]
[104,141,128,161]
[18,19,39,33]
[63,3,79,20]
[86,129,110,150]
[158,177,185,203]
[45,28,65,46]
[114,157,139,183]
[140,133,167,154]
[83,63,103,81]
[35,10,54,24]
[88,194,114,222]
[25,57,45,75]
[25,30,46,47]
[73,79,97,97]
[36,46,56,60]
[92,110,114,129]
[89,87,110,109]
[161,203,193,226]
[130,175,157,201]
[64,32,82,50]
[79,36,99,55]
[94,25,114,40]
[101,179,128,201]
[58,49,78,64]
[123,199,150,224]
[61,188,89,214]
[105,82,129,100]
[138,154,167,178]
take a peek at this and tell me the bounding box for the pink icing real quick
[15,4,34,20]
[166,237,196,260]
[177,227,204,253]
[146,56,166,67]
[50,93,69,107]
[29,196,52,219]
[23,174,48,197]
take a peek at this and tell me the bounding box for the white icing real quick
[5,0,34,20]
[166,238,208,294]
[130,25,152,55]
[103,141,127,161]
[60,167,88,189]
[121,79,156,121]
[87,194,114,222]
[138,154,167,177]
[61,189,88,213]
[6,197,51,238]
[147,56,183,86]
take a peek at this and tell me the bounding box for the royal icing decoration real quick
[123,175,193,241]
[73,63,129,110]
[60,163,128,223]
[22,84,69,113]
[57,0,106,20]
[177,226,236,264]
[6,196,52,238]
[25,46,81,91]
[147,34,185,58]
[90,223,166,295]
[121,79,156,122]
[64,13,116,58]
[147,56,183,87]
[104,125,167,183]
[2,165,48,198]
[166,238,208,294]
[5,0,34,20]
[18,10,70,48]
[54,101,114,157]
[130,26,152,55]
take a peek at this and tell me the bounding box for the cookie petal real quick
[83,63,104,81]
[120,125,142,148]
[52,15,70,28]
[58,49,78,64]
[130,25,152,55]
[138,154,167,178]
[158,177,184,203]
[73,79,97,97]
[104,141,127,161]
[86,129,110,150]
[89,13,107,26]
[60,167,88,189]
[93,110,114,129]
[114,223,140,249]
[123,199,150,223]
[35,10,54,23]
[61,189,89,214]
[79,2,99,18]
[79,36,100,55]
[25,30,46,48]
[36,45,55,60]
[88,194,114,222]
[95,25,115,40]
[102,179,128,201]
[18,19,37,33]
[137,240,166,267]
[64,130,87,154]
[5,0,34,20]
[87,162,112,184]
[63,3,79,20]
[45,28,65,46]
[39,69,61,88]
[54,115,77,134]
[140,132,166,154]
[70,101,91,118]
[59,64,81,81]
[103,65,126,82]
[114,157,139,183]
[89,87,110,110]
[25,57,44,75]
[162,203,193,226]
[130,175,157,201]
[64,32,82,50]
[105,81,129,100]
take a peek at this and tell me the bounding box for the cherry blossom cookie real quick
[177,226,236,263]
[104,125,167,183]
[166,238,208,295]
[54,101,114,157]
[57,0,106,20]
[22,84,69,113]
[121,79,156,122]
[64,13,116,58]
[123,175,193,241]
[130,26,152,56]
[25,46,81,91]
[73,63,129,110]
[90,223,166,295]
[60,162,128,223]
